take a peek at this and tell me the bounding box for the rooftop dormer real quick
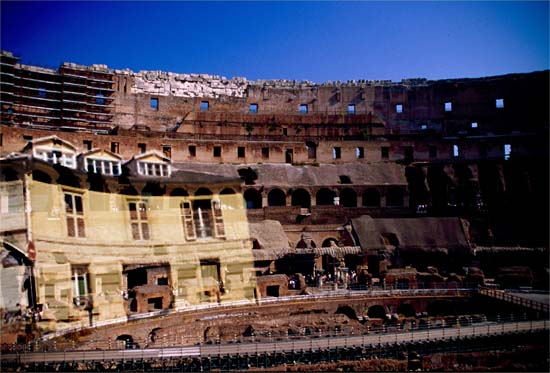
[126,150,172,178]
[80,148,123,176]
[23,135,77,169]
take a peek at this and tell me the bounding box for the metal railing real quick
[478,286,549,314]
[2,316,547,363]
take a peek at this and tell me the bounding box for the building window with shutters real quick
[64,191,85,238]
[71,264,90,307]
[128,200,150,240]
[180,198,225,241]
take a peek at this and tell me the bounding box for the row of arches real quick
[244,187,405,209]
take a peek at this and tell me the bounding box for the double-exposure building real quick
[0,135,256,332]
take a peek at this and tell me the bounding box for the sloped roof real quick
[351,215,471,254]
[248,220,291,261]
[172,162,407,187]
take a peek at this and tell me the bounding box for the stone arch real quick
[220,188,236,195]
[170,188,189,197]
[427,300,452,316]
[194,187,213,209]
[119,185,138,196]
[267,188,286,206]
[32,169,53,184]
[335,306,358,320]
[148,327,162,343]
[116,334,137,349]
[54,165,80,188]
[316,188,335,206]
[244,189,262,209]
[362,188,381,207]
[397,303,416,317]
[1,167,18,181]
[367,305,387,319]
[340,188,357,207]
[386,187,404,207]
[291,188,311,208]
[142,181,165,196]
[322,237,338,247]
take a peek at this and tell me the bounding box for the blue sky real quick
[1,1,548,82]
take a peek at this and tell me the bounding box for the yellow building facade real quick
[1,174,256,332]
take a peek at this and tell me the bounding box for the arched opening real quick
[142,182,165,196]
[119,185,138,196]
[322,237,338,247]
[291,188,311,208]
[55,165,80,188]
[244,189,262,209]
[116,334,137,349]
[335,306,358,320]
[316,188,335,206]
[220,188,236,195]
[170,188,189,197]
[149,327,162,343]
[386,187,404,207]
[340,188,357,207]
[367,305,387,319]
[32,170,52,184]
[427,300,452,317]
[268,188,286,206]
[397,278,410,289]
[194,188,213,209]
[1,167,18,181]
[362,188,381,207]
[397,303,416,317]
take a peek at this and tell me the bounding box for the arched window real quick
[362,188,381,207]
[340,188,357,207]
[291,188,311,208]
[267,188,286,206]
[244,189,262,209]
[316,188,335,206]
[386,187,404,207]
[322,238,338,247]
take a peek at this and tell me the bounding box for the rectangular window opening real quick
[200,101,209,111]
[396,104,403,113]
[471,122,478,129]
[299,104,308,114]
[496,98,504,108]
[83,140,92,151]
[356,147,364,159]
[347,104,355,114]
[237,146,245,158]
[64,192,85,238]
[189,145,196,157]
[444,102,452,112]
[213,146,221,158]
[129,200,149,240]
[453,144,460,157]
[333,147,341,159]
[381,146,390,160]
[111,142,119,154]
[138,143,146,153]
[261,147,269,159]
[150,97,159,110]
[429,146,438,159]
[504,144,511,160]
[95,94,105,105]
[162,145,172,159]
[249,103,258,113]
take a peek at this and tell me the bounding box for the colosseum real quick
[0,49,548,370]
